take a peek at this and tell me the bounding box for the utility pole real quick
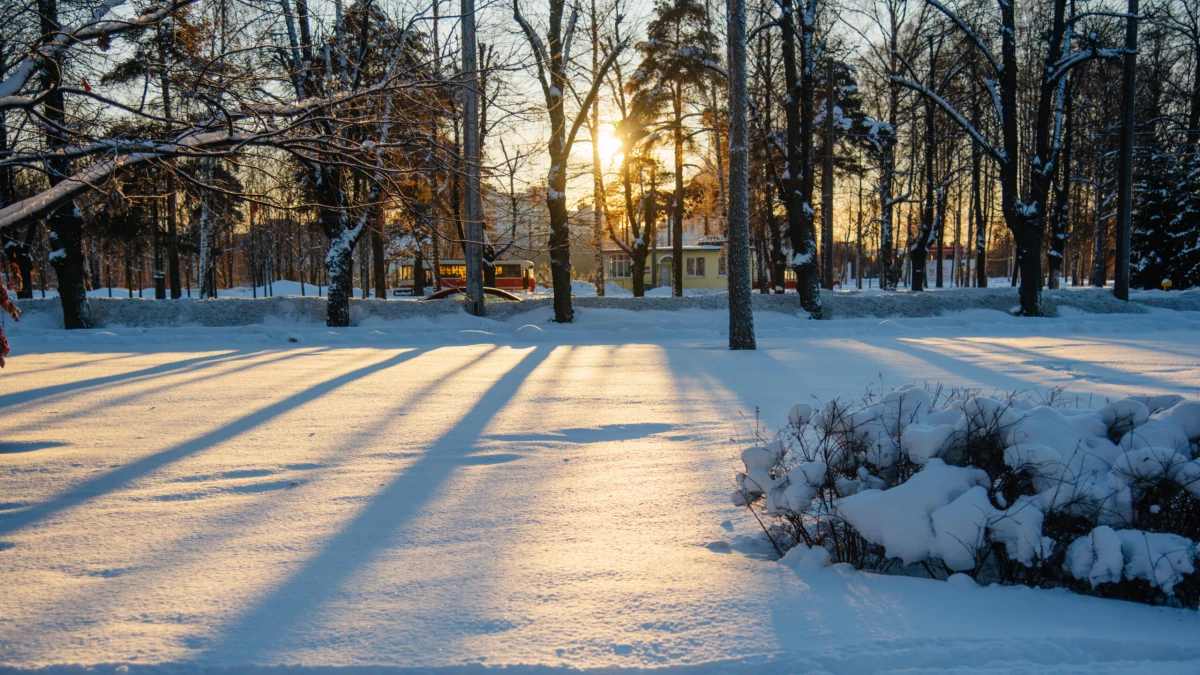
[1114,0,1138,300]
[461,0,485,315]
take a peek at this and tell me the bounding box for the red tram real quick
[390,258,536,295]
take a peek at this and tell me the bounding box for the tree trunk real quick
[547,151,574,321]
[1048,84,1073,290]
[461,0,486,316]
[672,87,685,297]
[1113,0,1138,301]
[1189,38,1200,147]
[952,198,961,287]
[779,0,821,316]
[326,236,354,326]
[971,96,987,288]
[372,211,387,299]
[878,139,896,290]
[414,229,426,296]
[758,84,788,293]
[631,240,647,296]
[153,194,165,298]
[1016,225,1044,314]
[820,60,835,290]
[727,0,755,349]
[913,38,937,293]
[617,140,647,297]
[197,159,217,299]
[1092,184,1106,286]
[856,175,864,289]
[160,75,182,299]
[935,197,945,288]
[484,243,497,287]
[649,178,659,289]
[39,0,92,328]
[999,0,1042,316]
[7,240,34,300]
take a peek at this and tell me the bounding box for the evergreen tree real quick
[629,0,719,297]
[1132,144,1200,289]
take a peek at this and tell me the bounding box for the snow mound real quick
[733,386,1200,605]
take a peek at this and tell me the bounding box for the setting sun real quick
[596,123,623,162]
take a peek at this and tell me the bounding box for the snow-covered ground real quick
[3,305,1200,673]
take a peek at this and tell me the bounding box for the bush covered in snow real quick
[733,385,1200,606]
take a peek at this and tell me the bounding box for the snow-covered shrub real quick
[732,385,1200,607]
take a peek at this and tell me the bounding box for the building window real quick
[609,255,633,278]
[686,257,706,277]
[718,251,727,277]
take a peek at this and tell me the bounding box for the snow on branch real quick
[892,76,1005,164]
[513,0,552,103]
[983,77,1004,128]
[1048,47,1126,84]
[0,130,246,234]
[0,0,202,110]
[561,5,580,69]
[923,0,1002,76]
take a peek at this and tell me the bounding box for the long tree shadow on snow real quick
[0,348,423,538]
[905,337,1190,391]
[882,337,1141,393]
[0,349,268,409]
[483,423,674,444]
[199,344,553,663]
[1,348,333,437]
[659,336,1060,428]
[0,347,506,639]
[0,441,69,454]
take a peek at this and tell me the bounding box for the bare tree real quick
[514,0,626,322]
[895,0,1125,315]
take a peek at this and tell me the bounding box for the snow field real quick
[2,307,1200,672]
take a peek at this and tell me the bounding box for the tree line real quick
[0,0,1197,332]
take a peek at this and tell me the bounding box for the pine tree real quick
[1132,144,1200,289]
[1178,147,1200,287]
[1131,144,1177,289]
[629,0,719,297]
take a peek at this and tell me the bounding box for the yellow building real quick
[602,243,728,292]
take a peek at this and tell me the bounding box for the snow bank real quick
[13,295,465,328]
[14,287,1200,328]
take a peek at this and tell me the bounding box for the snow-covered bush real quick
[733,385,1200,607]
